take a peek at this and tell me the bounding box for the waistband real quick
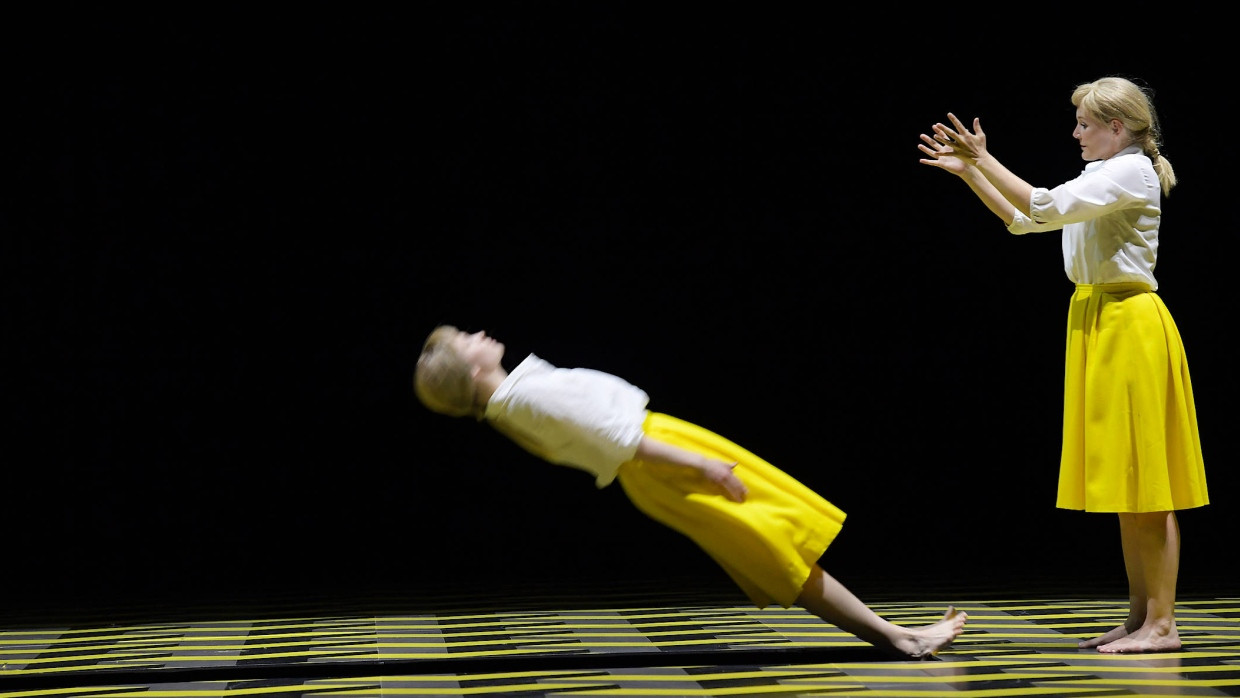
[1074,282,1154,294]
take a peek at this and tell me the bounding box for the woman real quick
[917,76,1209,653]
[414,324,968,659]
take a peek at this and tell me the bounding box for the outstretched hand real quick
[939,113,987,162]
[918,113,986,175]
[918,132,968,175]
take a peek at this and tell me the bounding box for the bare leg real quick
[1079,513,1146,648]
[1097,511,1181,653]
[795,564,967,660]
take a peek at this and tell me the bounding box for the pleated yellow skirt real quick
[616,412,845,609]
[1057,283,1209,512]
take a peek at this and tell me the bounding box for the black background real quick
[10,5,1235,612]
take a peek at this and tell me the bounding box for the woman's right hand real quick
[918,131,969,176]
[919,113,988,176]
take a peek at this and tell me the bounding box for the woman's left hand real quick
[699,460,748,503]
[932,113,988,165]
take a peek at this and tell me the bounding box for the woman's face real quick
[1073,108,1125,161]
[453,329,505,372]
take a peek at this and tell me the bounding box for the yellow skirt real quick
[616,412,845,608]
[1057,283,1208,512]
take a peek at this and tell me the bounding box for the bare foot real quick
[896,605,968,659]
[1097,623,1181,654]
[1079,623,1134,649]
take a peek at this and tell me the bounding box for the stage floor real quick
[2,576,1237,697]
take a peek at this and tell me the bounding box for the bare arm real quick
[932,113,1036,216]
[635,435,748,503]
[920,133,1016,223]
[960,164,1019,224]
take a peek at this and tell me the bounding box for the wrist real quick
[973,153,999,173]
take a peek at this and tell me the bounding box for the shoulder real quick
[514,353,553,374]
[1082,148,1157,194]
[488,354,553,415]
[1098,147,1153,176]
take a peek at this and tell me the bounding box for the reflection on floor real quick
[2,577,1238,697]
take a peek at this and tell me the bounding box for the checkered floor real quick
[2,577,1237,697]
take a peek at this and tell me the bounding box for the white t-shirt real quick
[1007,146,1162,289]
[484,354,649,488]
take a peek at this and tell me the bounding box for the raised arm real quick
[924,113,1035,219]
[635,435,748,503]
[919,132,1018,224]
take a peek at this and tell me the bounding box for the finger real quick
[729,481,748,503]
[709,476,742,503]
[946,112,969,133]
[725,466,746,502]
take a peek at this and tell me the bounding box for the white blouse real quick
[1007,146,1162,289]
[484,354,649,487]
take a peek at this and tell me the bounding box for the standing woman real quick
[917,76,1209,653]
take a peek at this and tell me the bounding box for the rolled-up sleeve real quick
[1007,205,1051,235]
[1033,158,1151,225]
[1008,154,1153,236]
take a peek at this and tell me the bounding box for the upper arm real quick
[1032,158,1154,227]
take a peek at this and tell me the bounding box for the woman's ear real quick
[1111,119,1124,135]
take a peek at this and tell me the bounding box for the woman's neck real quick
[472,365,509,408]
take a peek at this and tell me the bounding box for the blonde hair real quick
[413,325,483,419]
[1072,76,1176,196]
[412,324,553,461]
